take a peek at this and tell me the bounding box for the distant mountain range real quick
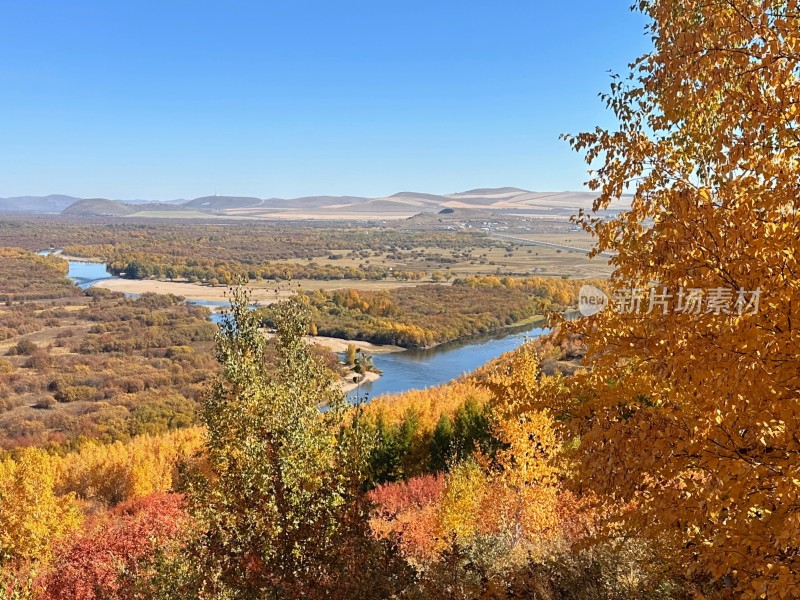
[0,189,632,220]
[0,195,83,213]
[0,195,185,214]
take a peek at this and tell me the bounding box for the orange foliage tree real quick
[551,1,800,596]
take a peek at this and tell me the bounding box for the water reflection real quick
[65,260,115,289]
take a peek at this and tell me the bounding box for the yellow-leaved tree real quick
[483,343,565,549]
[548,1,800,597]
[435,344,568,567]
[57,428,204,506]
[0,448,81,565]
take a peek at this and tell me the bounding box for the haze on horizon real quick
[0,1,648,201]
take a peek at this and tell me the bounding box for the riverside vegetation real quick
[0,217,607,285]
[0,249,579,448]
[261,276,589,348]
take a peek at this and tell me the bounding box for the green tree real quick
[369,410,420,483]
[182,289,396,598]
[452,398,493,458]
[427,399,495,473]
[429,414,454,472]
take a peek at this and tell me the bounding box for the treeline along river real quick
[48,253,546,400]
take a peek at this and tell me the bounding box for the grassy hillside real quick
[62,198,136,217]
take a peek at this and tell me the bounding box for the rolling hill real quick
[62,199,137,217]
[0,188,632,220]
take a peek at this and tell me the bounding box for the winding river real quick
[344,324,545,401]
[46,254,546,399]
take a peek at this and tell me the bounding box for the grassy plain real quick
[89,234,610,302]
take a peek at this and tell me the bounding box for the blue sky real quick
[0,1,649,200]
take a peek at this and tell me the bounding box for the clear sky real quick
[0,1,650,200]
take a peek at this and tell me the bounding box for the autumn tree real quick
[345,342,357,366]
[181,289,404,598]
[480,343,567,560]
[368,345,595,597]
[552,1,800,597]
[368,473,445,565]
[0,448,81,565]
[40,493,186,600]
[57,428,204,506]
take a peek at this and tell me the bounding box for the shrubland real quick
[0,221,514,284]
[0,249,356,450]
[0,248,79,304]
[0,285,217,449]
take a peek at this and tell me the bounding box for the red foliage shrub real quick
[369,474,445,562]
[554,489,596,546]
[39,493,186,600]
[369,472,445,518]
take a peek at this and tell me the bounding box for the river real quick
[61,257,118,289]
[344,323,545,402]
[44,253,546,399]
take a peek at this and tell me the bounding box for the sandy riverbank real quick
[93,279,294,304]
[93,276,426,300]
[339,371,381,394]
[55,253,106,262]
[304,335,403,355]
